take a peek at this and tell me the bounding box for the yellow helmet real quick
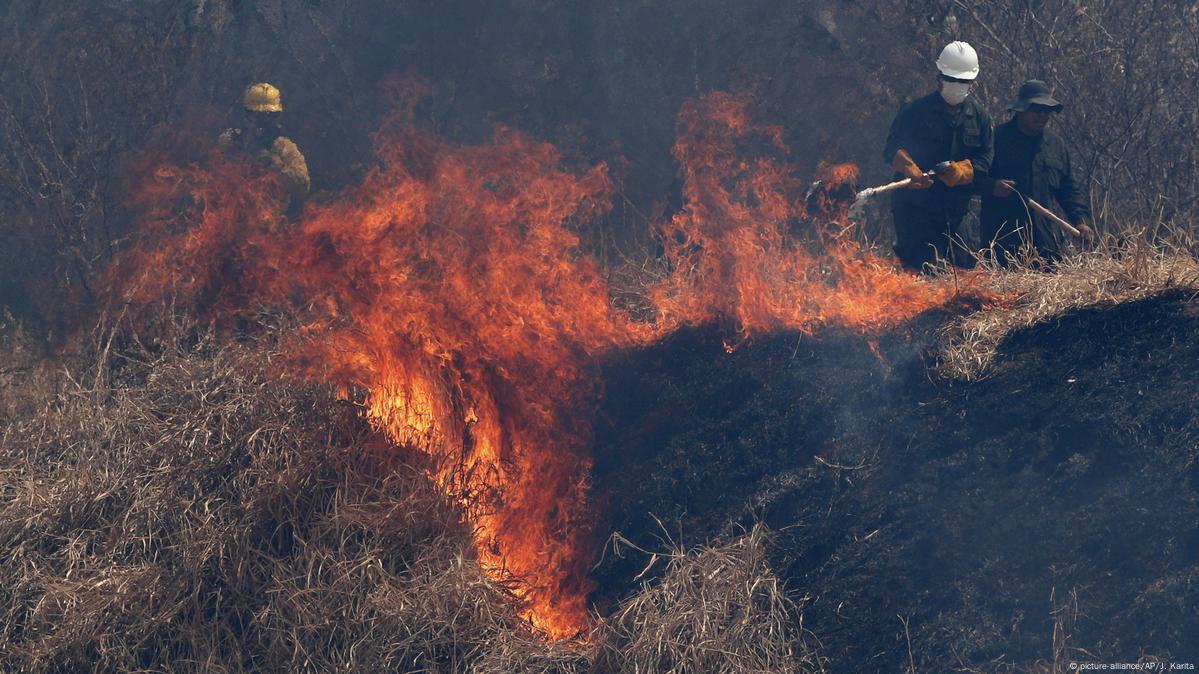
[243,82,283,113]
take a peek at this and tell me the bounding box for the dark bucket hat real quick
[1007,79,1063,112]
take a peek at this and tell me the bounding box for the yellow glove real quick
[937,160,974,187]
[267,138,311,199]
[891,149,934,189]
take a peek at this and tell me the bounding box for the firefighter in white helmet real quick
[882,41,994,272]
[218,82,310,206]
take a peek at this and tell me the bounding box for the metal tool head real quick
[804,177,858,217]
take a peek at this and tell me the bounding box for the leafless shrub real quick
[0,4,198,323]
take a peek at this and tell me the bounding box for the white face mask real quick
[940,81,973,105]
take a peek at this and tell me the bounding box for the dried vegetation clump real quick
[940,240,1199,379]
[0,317,815,673]
[0,319,553,673]
[597,526,824,674]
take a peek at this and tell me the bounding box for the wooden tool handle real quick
[1024,197,1081,237]
[854,177,913,199]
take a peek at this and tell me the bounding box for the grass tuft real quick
[940,238,1199,380]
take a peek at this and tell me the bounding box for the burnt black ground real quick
[592,290,1199,669]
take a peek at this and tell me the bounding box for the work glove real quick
[937,159,974,187]
[891,149,934,189]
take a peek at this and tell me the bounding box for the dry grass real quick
[940,239,1199,380]
[0,314,814,673]
[0,316,549,673]
[597,525,824,674]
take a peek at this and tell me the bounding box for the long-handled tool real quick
[851,161,953,205]
[851,165,941,202]
[1022,195,1081,238]
[805,162,952,217]
[850,169,1084,239]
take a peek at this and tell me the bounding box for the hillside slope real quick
[594,289,1199,668]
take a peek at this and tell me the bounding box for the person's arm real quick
[1055,146,1094,241]
[959,110,997,194]
[882,102,912,168]
[271,137,311,199]
[971,114,996,194]
[937,106,995,188]
[883,102,934,188]
[1050,141,1098,241]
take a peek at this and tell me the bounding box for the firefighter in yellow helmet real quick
[218,83,310,203]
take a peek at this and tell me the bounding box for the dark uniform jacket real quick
[977,118,1089,254]
[883,91,994,221]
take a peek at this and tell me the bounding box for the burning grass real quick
[0,315,817,673]
[106,86,989,636]
[939,240,1199,379]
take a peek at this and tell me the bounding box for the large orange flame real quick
[651,92,978,334]
[113,85,990,638]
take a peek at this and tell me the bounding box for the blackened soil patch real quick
[593,291,1199,669]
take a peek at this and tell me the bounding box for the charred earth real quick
[594,289,1199,669]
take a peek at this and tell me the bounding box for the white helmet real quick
[936,41,979,80]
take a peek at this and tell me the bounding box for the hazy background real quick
[4,0,1197,332]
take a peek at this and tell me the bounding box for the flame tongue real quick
[116,86,989,639]
[277,114,649,637]
[651,92,971,334]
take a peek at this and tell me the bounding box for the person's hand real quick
[891,149,934,189]
[992,179,1016,198]
[1075,222,1096,244]
[937,160,975,187]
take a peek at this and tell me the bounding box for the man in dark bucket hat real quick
[977,80,1094,267]
[1010,79,1064,112]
